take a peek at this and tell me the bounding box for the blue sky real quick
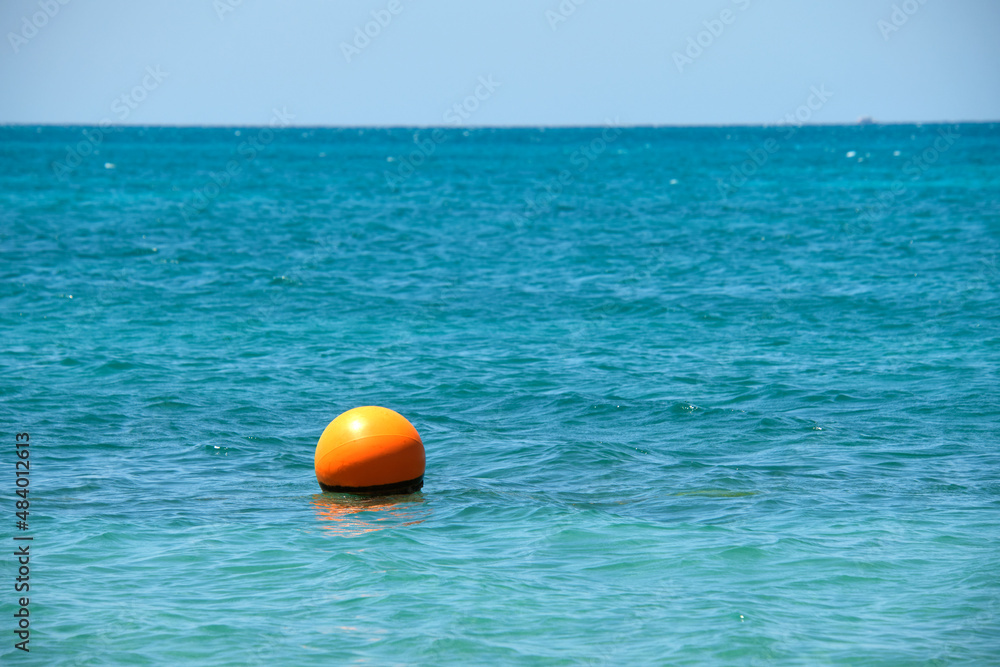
[1,0,998,126]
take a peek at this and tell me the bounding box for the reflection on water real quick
[674,490,758,498]
[311,493,430,537]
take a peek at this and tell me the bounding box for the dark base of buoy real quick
[318,475,423,496]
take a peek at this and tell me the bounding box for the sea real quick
[1,123,998,665]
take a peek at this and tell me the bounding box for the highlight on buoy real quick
[314,406,425,496]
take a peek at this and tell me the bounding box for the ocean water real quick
[1,124,998,665]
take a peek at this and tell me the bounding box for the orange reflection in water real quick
[311,493,429,537]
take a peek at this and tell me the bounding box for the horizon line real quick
[1,120,997,130]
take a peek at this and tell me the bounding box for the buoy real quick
[314,406,425,495]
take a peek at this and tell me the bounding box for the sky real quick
[1,0,998,126]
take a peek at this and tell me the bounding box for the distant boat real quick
[857,116,875,125]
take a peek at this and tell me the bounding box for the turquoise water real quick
[2,124,999,665]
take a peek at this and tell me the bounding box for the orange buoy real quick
[314,406,425,495]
